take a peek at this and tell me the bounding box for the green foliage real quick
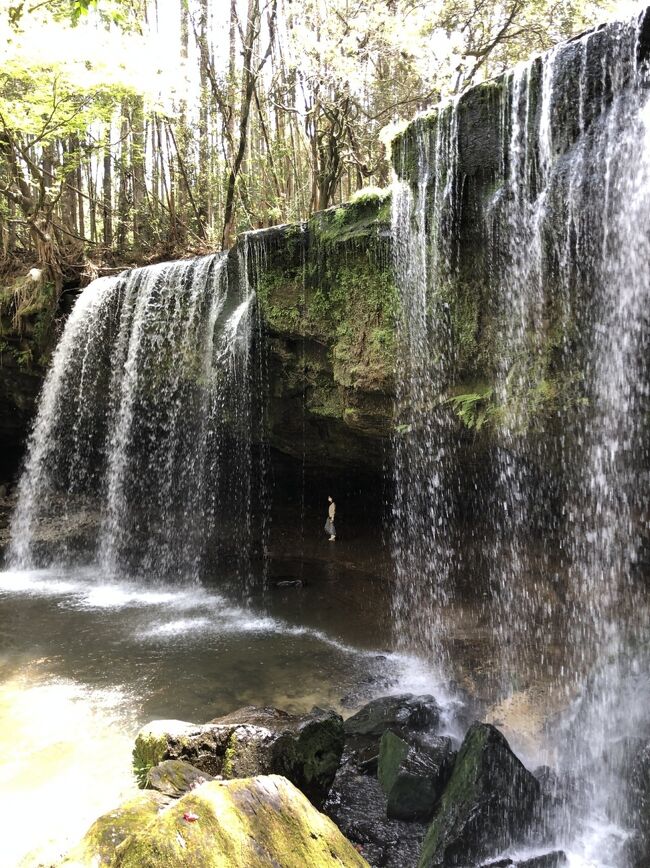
[132,757,150,789]
[8,0,135,28]
[448,387,497,431]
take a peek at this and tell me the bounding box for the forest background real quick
[0,0,633,329]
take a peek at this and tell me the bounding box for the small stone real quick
[344,694,441,740]
[146,760,214,798]
[517,852,568,868]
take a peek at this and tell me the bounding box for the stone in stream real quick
[516,853,568,868]
[133,705,344,808]
[324,759,428,868]
[623,737,650,867]
[378,730,456,822]
[61,790,172,865]
[145,759,215,798]
[418,722,542,868]
[480,852,567,867]
[344,694,441,740]
[112,775,369,867]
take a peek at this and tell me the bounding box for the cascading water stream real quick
[9,253,265,583]
[391,9,650,863]
[391,102,460,659]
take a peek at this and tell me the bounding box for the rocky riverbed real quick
[63,690,649,867]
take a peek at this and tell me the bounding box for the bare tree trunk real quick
[87,160,97,244]
[103,126,113,248]
[222,0,277,248]
[132,96,146,248]
[197,0,210,239]
[116,101,130,252]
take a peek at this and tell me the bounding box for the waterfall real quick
[10,253,266,583]
[391,102,461,658]
[392,8,650,861]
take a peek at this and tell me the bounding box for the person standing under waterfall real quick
[325,496,336,541]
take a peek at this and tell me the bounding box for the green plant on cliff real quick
[448,387,497,431]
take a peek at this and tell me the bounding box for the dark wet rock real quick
[344,694,441,740]
[134,705,344,808]
[324,760,427,867]
[626,738,650,867]
[350,742,381,775]
[419,722,541,867]
[625,832,650,868]
[378,730,455,822]
[533,764,589,820]
[271,577,304,588]
[517,853,568,868]
[145,759,215,798]
[480,851,567,868]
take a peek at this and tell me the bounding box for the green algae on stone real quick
[133,720,194,788]
[418,723,541,868]
[210,705,345,808]
[145,759,214,798]
[113,775,369,868]
[62,790,171,866]
[378,729,410,794]
[222,731,237,778]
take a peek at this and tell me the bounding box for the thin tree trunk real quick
[103,126,113,248]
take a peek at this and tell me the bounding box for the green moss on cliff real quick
[247,196,397,467]
[0,274,59,369]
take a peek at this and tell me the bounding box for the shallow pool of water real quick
[0,565,444,866]
[0,565,644,868]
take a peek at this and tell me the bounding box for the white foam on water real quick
[0,566,93,597]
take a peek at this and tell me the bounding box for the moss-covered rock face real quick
[133,720,195,787]
[378,730,456,823]
[418,722,541,867]
[211,705,345,808]
[145,759,214,798]
[113,775,369,868]
[378,729,410,793]
[389,18,650,449]
[0,272,59,478]
[62,790,171,866]
[133,707,344,808]
[234,190,397,472]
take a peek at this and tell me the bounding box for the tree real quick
[0,0,613,280]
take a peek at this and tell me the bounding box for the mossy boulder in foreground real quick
[61,790,172,865]
[419,722,541,867]
[113,774,369,867]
